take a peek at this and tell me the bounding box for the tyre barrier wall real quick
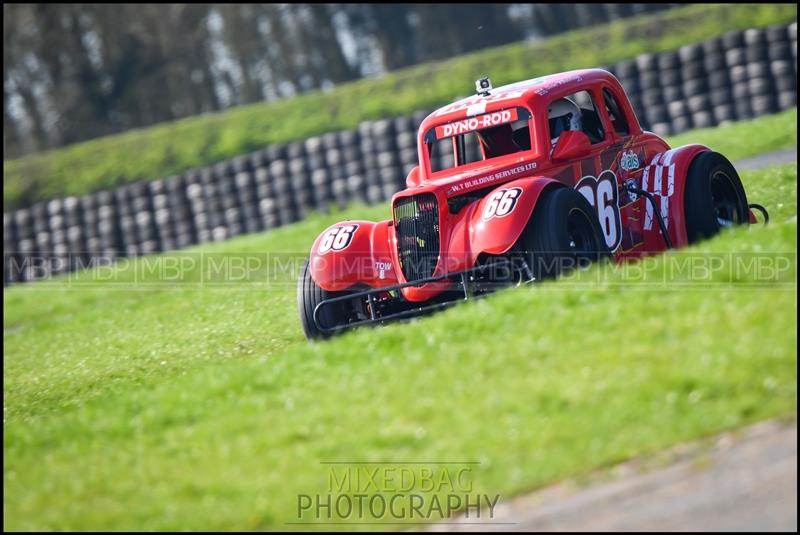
[4,23,797,285]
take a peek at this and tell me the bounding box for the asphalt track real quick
[430,420,796,532]
[427,149,798,532]
[733,147,797,170]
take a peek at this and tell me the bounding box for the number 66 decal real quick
[318,224,359,254]
[576,170,622,251]
[483,187,523,220]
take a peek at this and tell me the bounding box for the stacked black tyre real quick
[769,23,797,111]
[705,35,736,126]
[637,53,670,136]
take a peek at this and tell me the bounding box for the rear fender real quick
[441,176,565,272]
[640,144,710,249]
[309,220,398,292]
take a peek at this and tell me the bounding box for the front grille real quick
[393,194,440,282]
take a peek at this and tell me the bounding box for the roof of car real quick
[420,68,619,132]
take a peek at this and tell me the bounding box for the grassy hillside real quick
[4,3,797,209]
[4,115,797,530]
[667,108,797,158]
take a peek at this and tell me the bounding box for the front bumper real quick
[313,256,528,335]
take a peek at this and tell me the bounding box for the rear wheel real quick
[515,187,609,281]
[297,258,357,340]
[684,151,749,244]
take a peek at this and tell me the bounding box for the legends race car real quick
[297,69,767,339]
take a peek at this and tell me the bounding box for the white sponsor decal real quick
[466,103,487,116]
[436,109,517,138]
[318,224,359,254]
[482,187,523,220]
[447,162,537,196]
[374,261,392,279]
[534,75,583,96]
[641,150,676,231]
[433,90,526,117]
[575,170,622,251]
[619,150,640,172]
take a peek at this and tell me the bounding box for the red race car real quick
[297,69,767,339]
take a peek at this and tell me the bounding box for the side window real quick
[602,88,631,136]
[548,90,606,145]
[429,137,455,172]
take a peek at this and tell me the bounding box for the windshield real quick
[425,107,532,173]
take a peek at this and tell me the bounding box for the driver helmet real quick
[547,97,583,146]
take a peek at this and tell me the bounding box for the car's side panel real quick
[309,219,398,292]
[538,134,671,260]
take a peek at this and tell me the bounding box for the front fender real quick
[309,219,398,292]
[440,176,565,272]
[640,144,710,249]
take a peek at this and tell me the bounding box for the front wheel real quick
[515,187,610,282]
[297,258,357,340]
[684,151,749,244]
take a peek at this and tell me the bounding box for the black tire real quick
[708,71,731,90]
[616,60,638,79]
[516,187,609,282]
[746,62,770,80]
[682,79,708,97]
[660,69,682,86]
[658,51,680,70]
[748,77,774,96]
[744,28,767,47]
[725,48,747,67]
[662,85,684,103]
[751,94,777,116]
[746,45,768,63]
[765,24,788,43]
[687,95,711,114]
[721,30,745,50]
[704,53,727,72]
[769,42,792,61]
[671,116,693,134]
[646,105,668,124]
[684,152,750,244]
[680,62,705,80]
[678,44,703,63]
[773,72,797,92]
[710,87,733,106]
[712,103,736,123]
[778,91,797,109]
[639,71,661,91]
[691,111,715,129]
[636,53,657,71]
[297,258,358,340]
[702,37,724,55]
[651,122,672,137]
[642,90,665,107]
[732,82,750,100]
[668,100,689,118]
